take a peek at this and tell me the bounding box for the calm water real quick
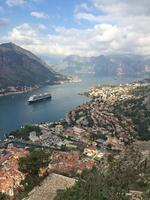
[0,75,143,138]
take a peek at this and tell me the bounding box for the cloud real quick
[4,21,149,57]
[75,12,115,23]
[6,0,26,7]
[93,0,150,17]
[8,23,41,44]
[2,0,150,57]
[37,24,47,30]
[75,0,150,27]
[75,3,92,13]
[75,12,101,22]
[73,0,150,56]
[0,18,9,26]
[30,11,49,19]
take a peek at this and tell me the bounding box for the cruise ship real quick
[28,92,51,103]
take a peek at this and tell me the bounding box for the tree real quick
[0,193,7,200]
[10,125,42,141]
[19,149,49,175]
[55,162,129,200]
[55,146,150,200]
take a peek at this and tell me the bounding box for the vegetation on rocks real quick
[14,149,50,199]
[9,125,42,141]
[55,146,150,200]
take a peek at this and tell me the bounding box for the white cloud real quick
[37,24,47,30]
[2,0,150,57]
[75,3,92,13]
[93,0,150,16]
[76,0,150,29]
[4,21,149,57]
[30,11,49,19]
[8,23,41,44]
[6,0,26,7]
[76,12,101,22]
[73,0,150,56]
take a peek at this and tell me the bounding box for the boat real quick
[28,92,51,103]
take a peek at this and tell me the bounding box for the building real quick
[0,147,29,198]
[29,131,39,142]
[84,146,97,157]
[49,151,94,176]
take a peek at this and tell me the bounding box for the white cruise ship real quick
[28,92,51,103]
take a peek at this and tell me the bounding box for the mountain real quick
[51,54,150,77]
[0,43,63,88]
[51,55,94,75]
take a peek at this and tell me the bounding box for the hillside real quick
[51,54,150,77]
[0,43,63,88]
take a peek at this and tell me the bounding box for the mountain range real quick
[0,43,64,88]
[0,42,149,90]
[50,54,150,77]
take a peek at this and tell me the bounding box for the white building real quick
[29,131,39,142]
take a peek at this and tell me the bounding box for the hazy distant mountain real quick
[0,43,63,88]
[51,54,150,77]
[51,55,94,75]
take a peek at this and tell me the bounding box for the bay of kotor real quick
[0,75,143,138]
[1,0,150,198]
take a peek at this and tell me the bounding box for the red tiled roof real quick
[85,146,97,151]
[50,151,94,176]
[0,147,29,194]
[0,177,14,192]
[0,169,6,179]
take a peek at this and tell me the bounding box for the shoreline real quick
[0,87,38,97]
[0,80,81,97]
[1,78,149,144]
[0,77,82,97]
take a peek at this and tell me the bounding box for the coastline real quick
[1,79,149,200]
[0,87,38,97]
[0,76,82,97]
[0,86,39,97]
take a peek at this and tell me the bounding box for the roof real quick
[84,146,97,151]
[0,177,14,192]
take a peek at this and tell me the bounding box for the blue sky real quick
[1,1,79,31]
[0,0,150,56]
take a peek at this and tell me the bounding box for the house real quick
[39,167,48,177]
[0,169,6,181]
[0,177,14,197]
[94,151,105,160]
[65,143,78,149]
[73,126,85,135]
[0,147,29,198]
[55,125,64,134]
[49,151,94,176]
[84,146,97,157]
[29,131,39,142]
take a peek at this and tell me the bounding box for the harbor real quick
[0,75,142,139]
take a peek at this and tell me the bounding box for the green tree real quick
[10,125,41,140]
[0,193,7,200]
[19,149,49,175]
[55,146,150,200]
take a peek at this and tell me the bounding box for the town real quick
[0,79,150,199]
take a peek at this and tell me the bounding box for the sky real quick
[0,0,150,57]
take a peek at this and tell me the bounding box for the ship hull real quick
[28,95,51,103]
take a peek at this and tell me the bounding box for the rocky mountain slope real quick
[0,43,63,88]
[51,54,150,77]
